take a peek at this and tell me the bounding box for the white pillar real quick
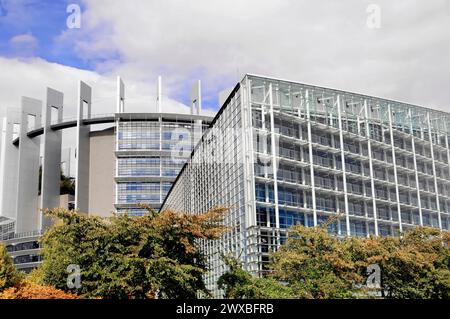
[40,88,63,230]
[306,90,318,227]
[409,108,423,226]
[157,76,162,113]
[337,95,350,236]
[0,109,20,227]
[116,76,125,113]
[387,104,403,233]
[268,83,280,230]
[190,80,202,115]
[16,97,42,233]
[242,77,257,228]
[427,111,442,230]
[364,100,379,236]
[75,81,92,213]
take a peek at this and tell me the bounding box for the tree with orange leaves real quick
[36,206,228,299]
[0,280,77,299]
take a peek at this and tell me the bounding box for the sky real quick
[0,0,450,120]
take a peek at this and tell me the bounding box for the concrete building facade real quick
[0,76,212,269]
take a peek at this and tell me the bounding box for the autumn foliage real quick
[1,243,74,299]
[0,280,77,299]
[220,223,450,299]
[35,206,228,299]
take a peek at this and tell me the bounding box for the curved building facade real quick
[0,77,212,269]
[162,74,450,295]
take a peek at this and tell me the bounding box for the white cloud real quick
[9,32,38,57]
[0,56,202,115]
[0,57,208,151]
[53,0,450,112]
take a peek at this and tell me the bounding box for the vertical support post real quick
[445,119,450,194]
[427,112,442,230]
[387,104,403,233]
[157,76,162,113]
[0,117,6,211]
[445,120,450,230]
[242,77,257,228]
[190,80,203,152]
[268,83,280,230]
[40,88,63,230]
[409,108,423,226]
[16,97,42,233]
[190,80,202,115]
[337,95,350,236]
[0,109,20,227]
[116,76,125,113]
[75,81,92,213]
[306,90,317,227]
[364,100,379,236]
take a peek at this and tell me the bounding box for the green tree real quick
[218,256,294,299]
[268,225,449,299]
[271,225,363,299]
[38,166,75,196]
[37,206,227,299]
[352,227,450,298]
[0,243,22,292]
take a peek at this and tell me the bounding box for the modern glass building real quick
[114,114,211,215]
[0,216,14,240]
[162,74,450,295]
[3,231,42,273]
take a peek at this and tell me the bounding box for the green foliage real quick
[218,256,294,299]
[37,206,228,299]
[0,244,22,291]
[352,227,450,298]
[271,225,363,299]
[38,166,75,195]
[59,173,75,195]
[220,223,450,299]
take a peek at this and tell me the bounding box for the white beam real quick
[16,97,42,233]
[116,76,125,113]
[157,76,162,113]
[427,111,442,230]
[0,109,20,226]
[364,100,379,236]
[75,81,92,213]
[409,108,423,226]
[337,95,350,236]
[306,90,318,227]
[387,104,403,233]
[40,88,63,230]
[268,83,280,230]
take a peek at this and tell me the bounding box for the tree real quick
[270,225,363,299]
[267,225,449,299]
[352,227,450,298]
[0,243,22,292]
[38,166,75,196]
[0,280,77,299]
[218,256,294,299]
[37,206,228,299]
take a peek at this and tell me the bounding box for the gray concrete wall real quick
[40,88,63,230]
[88,127,115,217]
[0,109,20,226]
[75,81,91,213]
[16,97,42,233]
